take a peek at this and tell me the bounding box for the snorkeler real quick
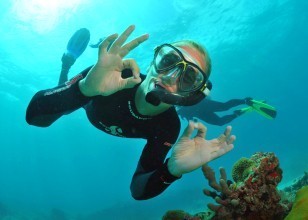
[26,25,235,200]
[177,98,277,126]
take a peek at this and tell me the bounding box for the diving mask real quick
[153,44,207,92]
[146,43,212,106]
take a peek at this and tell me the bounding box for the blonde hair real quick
[172,40,211,77]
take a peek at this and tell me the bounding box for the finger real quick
[196,122,207,139]
[110,25,135,52]
[217,134,226,143]
[227,135,236,145]
[224,125,232,137]
[119,34,149,57]
[98,34,118,57]
[217,126,232,143]
[181,120,195,139]
[122,59,140,79]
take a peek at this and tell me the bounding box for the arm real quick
[26,67,92,127]
[130,111,181,200]
[26,25,149,127]
[130,118,235,200]
[130,144,181,200]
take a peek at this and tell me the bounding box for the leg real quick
[206,99,246,112]
[58,53,76,85]
[198,111,238,126]
[58,28,90,85]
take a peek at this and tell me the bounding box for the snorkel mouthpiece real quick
[145,89,162,106]
[145,83,211,106]
[145,87,183,106]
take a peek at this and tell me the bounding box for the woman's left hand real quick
[168,121,235,177]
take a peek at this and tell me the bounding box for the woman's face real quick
[145,44,206,94]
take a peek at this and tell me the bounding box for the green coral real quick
[232,157,256,183]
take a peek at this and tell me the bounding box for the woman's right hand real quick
[79,25,149,97]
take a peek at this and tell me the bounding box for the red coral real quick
[202,152,291,220]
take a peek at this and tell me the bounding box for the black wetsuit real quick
[26,67,181,200]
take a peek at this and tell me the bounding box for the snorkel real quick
[145,80,212,106]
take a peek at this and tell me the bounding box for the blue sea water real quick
[0,0,307,219]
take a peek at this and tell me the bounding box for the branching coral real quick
[202,152,291,220]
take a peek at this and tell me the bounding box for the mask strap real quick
[202,80,212,96]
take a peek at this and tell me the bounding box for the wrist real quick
[78,79,93,97]
[167,158,182,178]
[159,159,182,184]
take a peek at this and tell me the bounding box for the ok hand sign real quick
[79,25,149,97]
[168,121,235,177]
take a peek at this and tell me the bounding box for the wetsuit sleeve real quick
[26,66,93,127]
[130,110,181,200]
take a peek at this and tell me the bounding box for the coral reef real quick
[231,157,256,183]
[283,171,308,193]
[280,171,308,203]
[162,210,204,220]
[202,152,291,220]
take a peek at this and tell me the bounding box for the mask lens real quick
[181,66,204,91]
[155,46,181,71]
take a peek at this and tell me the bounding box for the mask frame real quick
[153,44,208,93]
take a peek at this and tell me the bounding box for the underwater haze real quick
[0,0,307,219]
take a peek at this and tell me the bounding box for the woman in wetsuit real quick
[26,25,235,200]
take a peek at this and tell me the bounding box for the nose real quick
[161,74,178,86]
[160,67,181,86]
